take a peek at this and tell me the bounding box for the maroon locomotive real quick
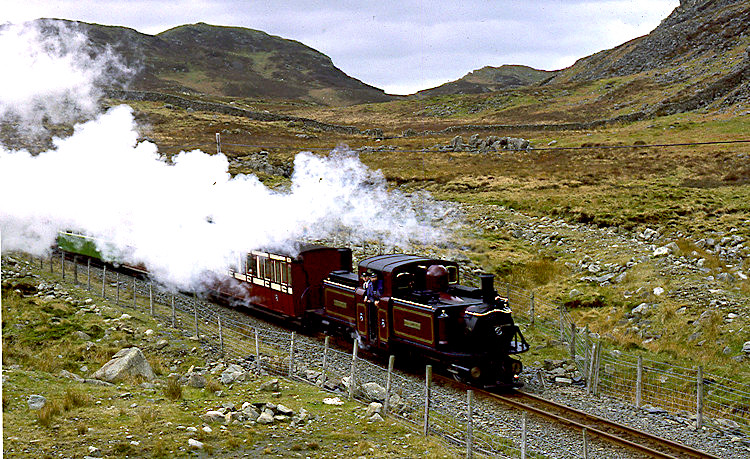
[212,244,529,388]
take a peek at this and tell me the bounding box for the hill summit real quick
[416,65,554,98]
[30,19,394,106]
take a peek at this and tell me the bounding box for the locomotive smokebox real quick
[479,273,495,304]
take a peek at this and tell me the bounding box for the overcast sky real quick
[3,0,679,94]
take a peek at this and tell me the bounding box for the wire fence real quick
[22,251,601,458]
[502,279,750,436]
[12,248,749,455]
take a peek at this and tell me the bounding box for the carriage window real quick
[247,254,256,276]
[447,266,459,284]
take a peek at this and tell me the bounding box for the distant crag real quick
[415,65,554,98]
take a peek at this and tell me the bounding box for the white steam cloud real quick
[0,21,451,289]
[0,20,128,136]
[0,106,448,287]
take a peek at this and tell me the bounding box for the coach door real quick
[376,298,389,346]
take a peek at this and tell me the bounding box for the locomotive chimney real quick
[480,273,495,304]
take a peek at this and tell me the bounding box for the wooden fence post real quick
[636,355,643,408]
[132,277,137,307]
[383,355,395,417]
[61,252,65,280]
[87,259,91,290]
[101,265,106,298]
[193,300,199,338]
[73,255,78,283]
[348,340,358,400]
[521,412,527,459]
[289,332,296,377]
[218,314,224,357]
[570,323,577,362]
[255,328,261,372]
[696,365,704,430]
[594,341,602,395]
[529,292,535,326]
[322,336,330,380]
[424,365,432,436]
[582,427,589,459]
[49,253,54,273]
[587,342,597,395]
[466,390,474,459]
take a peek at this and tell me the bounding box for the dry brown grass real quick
[163,377,182,401]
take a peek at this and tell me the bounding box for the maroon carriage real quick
[211,244,352,322]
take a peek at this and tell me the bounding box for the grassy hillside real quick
[414,65,554,98]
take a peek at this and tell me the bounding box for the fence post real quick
[570,323,577,361]
[636,355,643,408]
[696,365,704,430]
[348,340,358,400]
[322,336,330,381]
[40,256,43,270]
[582,427,589,459]
[193,300,199,338]
[115,272,120,305]
[171,295,176,328]
[424,365,432,436]
[132,277,137,307]
[255,328,261,373]
[383,355,394,417]
[50,253,54,273]
[529,292,535,326]
[61,252,65,280]
[587,342,597,395]
[87,259,91,290]
[218,314,224,357]
[73,255,78,283]
[149,283,154,316]
[594,340,602,395]
[101,266,106,298]
[289,331,296,377]
[466,390,474,459]
[521,412,527,459]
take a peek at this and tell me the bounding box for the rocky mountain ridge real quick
[415,64,554,98]
[28,19,394,106]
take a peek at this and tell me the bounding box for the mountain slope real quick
[546,0,750,113]
[32,19,394,106]
[415,65,554,98]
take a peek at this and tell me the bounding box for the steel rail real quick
[487,390,719,459]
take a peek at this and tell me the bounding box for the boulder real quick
[72,330,92,340]
[220,364,246,385]
[275,404,294,416]
[188,439,204,450]
[28,394,46,410]
[361,382,386,401]
[92,347,155,382]
[365,402,382,418]
[260,378,280,391]
[59,370,85,382]
[743,341,750,354]
[186,373,206,388]
[202,410,226,423]
[256,409,275,424]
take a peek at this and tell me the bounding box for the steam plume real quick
[0,21,451,289]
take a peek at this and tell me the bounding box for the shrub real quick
[163,377,182,401]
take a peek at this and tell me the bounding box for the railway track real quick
[486,389,719,459]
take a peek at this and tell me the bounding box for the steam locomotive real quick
[57,232,529,388]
